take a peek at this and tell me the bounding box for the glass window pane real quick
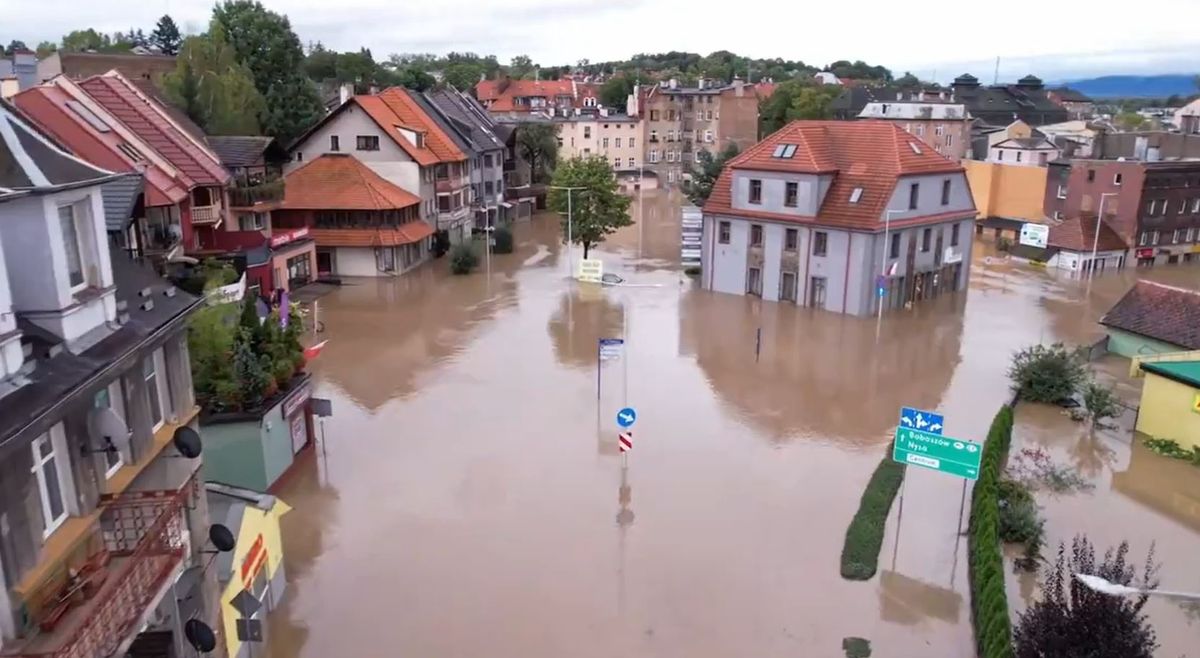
[43,456,64,519]
[59,205,84,287]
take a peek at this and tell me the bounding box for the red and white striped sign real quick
[618,432,633,453]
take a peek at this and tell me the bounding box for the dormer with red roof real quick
[701,120,977,315]
[474,78,599,116]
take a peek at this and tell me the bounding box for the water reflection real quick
[878,569,963,625]
[1113,436,1200,533]
[547,289,625,370]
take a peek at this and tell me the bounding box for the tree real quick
[516,123,558,184]
[1007,343,1087,404]
[35,41,56,58]
[684,143,739,205]
[449,243,479,274]
[548,156,633,259]
[1082,381,1120,422]
[4,40,28,56]
[61,28,109,52]
[150,15,183,55]
[599,76,633,109]
[895,71,922,88]
[443,61,484,91]
[508,54,534,79]
[1013,536,1158,658]
[1115,111,1147,131]
[303,42,338,81]
[395,67,435,91]
[758,79,841,136]
[164,24,265,135]
[789,85,840,120]
[213,1,325,143]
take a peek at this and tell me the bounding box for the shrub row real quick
[839,451,906,580]
[969,405,1016,658]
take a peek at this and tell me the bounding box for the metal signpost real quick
[597,338,624,401]
[892,427,981,480]
[899,406,944,434]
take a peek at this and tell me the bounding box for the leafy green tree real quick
[684,143,739,205]
[213,0,325,143]
[150,15,182,55]
[449,243,479,274]
[895,71,922,88]
[789,85,840,120]
[61,29,109,52]
[548,156,633,259]
[35,41,57,58]
[4,40,27,56]
[508,54,534,79]
[335,48,379,91]
[443,61,484,92]
[1008,343,1087,404]
[599,76,633,109]
[164,24,265,135]
[1115,111,1147,131]
[303,42,338,81]
[759,79,841,135]
[491,226,514,254]
[516,123,558,183]
[1082,381,1120,421]
[395,67,435,91]
[1014,536,1158,658]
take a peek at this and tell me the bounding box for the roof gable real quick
[0,99,119,192]
[1100,281,1200,349]
[376,87,464,162]
[1047,216,1127,252]
[282,153,421,211]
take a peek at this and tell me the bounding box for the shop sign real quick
[1136,248,1155,259]
[270,227,310,248]
[282,382,311,418]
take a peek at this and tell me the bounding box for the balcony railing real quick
[4,486,190,658]
[229,178,285,208]
[191,205,221,226]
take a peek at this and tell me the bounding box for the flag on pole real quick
[618,432,633,453]
[304,340,329,361]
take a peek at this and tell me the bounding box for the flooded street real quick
[266,190,1200,657]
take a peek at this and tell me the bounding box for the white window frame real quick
[57,200,96,294]
[615,137,622,148]
[614,158,621,169]
[32,426,72,537]
[1151,230,1160,245]
[628,158,635,168]
[1113,173,1122,186]
[914,125,925,136]
[935,125,945,136]
[666,151,675,163]
[1187,227,1196,242]
[1192,198,1200,213]
[143,348,170,431]
[94,382,127,478]
[704,130,713,143]
[1056,185,1067,199]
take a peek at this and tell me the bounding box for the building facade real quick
[639,79,759,185]
[0,104,223,658]
[701,121,976,316]
[475,78,599,116]
[857,100,970,159]
[424,88,509,227]
[556,114,642,172]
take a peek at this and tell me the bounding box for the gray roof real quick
[207,135,278,169]
[411,91,473,155]
[424,88,506,156]
[0,100,121,194]
[101,174,145,232]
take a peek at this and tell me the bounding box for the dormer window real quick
[58,201,97,292]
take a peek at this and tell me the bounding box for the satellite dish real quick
[208,524,236,553]
[184,619,216,652]
[87,407,130,456]
[172,426,202,458]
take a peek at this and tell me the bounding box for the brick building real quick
[637,78,759,186]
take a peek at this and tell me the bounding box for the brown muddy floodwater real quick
[265,189,1200,658]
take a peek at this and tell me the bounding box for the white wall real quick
[883,172,975,222]
[287,104,414,171]
[0,228,21,379]
[705,215,748,295]
[987,146,1058,166]
[730,171,826,216]
[334,247,383,277]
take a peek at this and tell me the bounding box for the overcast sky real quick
[7,0,1199,82]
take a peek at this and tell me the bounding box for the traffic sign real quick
[616,407,637,428]
[599,337,624,361]
[892,426,981,480]
[899,406,944,435]
[618,432,633,453]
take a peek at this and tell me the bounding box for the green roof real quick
[1141,360,1200,388]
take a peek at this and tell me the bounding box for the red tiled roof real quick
[308,223,433,247]
[480,79,592,112]
[1100,281,1200,349]
[78,71,228,187]
[350,95,438,167]
[1047,216,1128,252]
[704,120,968,231]
[12,81,189,206]
[476,79,502,103]
[283,153,421,210]
[375,88,464,162]
[754,82,777,99]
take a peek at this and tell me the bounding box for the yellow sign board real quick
[1193,393,1200,414]
[1191,244,1200,254]
[576,258,603,283]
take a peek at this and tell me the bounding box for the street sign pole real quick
[596,340,602,402]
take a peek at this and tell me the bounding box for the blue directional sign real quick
[616,407,637,428]
[899,406,944,435]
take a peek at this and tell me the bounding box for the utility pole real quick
[550,185,587,277]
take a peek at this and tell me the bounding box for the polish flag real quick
[304,340,329,360]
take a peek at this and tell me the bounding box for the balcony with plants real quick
[229,176,285,209]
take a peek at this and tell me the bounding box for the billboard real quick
[1019,223,1050,249]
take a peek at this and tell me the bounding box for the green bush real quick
[1007,343,1087,404]
[684,266,701,276]
[449,244,479,275]
[1082,381,1121,421]
[840,453,906,580]
[1143,437,1200,465]
[491,226,514,254]
[997,479,1044,572]
[969,405,1016,658]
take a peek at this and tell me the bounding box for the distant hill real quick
[1061,74,1197,99]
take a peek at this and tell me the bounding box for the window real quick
[749,179,762,204]
[602,137,609,148]
[1113,173,1123,186]
[718,221,731,244]
[330,135,340,151]
[614,158,621,169]
[945,134,954,147]
[935,125,945,137]
[812,231,828,256]
[921,227,932,252]
[1038,152,1048,165]
[914,125,925,136]
[58,203,86,289]
[32,431,67,535]
[485,181,494,196]
[143,349,169,430]
[628,158,635,168]
[356,135,380,151]
[1087,170,1096,182]
[809,276,827,307]
[649,150,659,163]
[483,154,493,167]
[1056,185,1067,199]
[695,152,703,163]
[615,137,622,148]
[704,130,713,143]
[706,110,713,121]
[1016,151,1023,163]
[295,151,303,162]
[750,224,763,247]
[1192,198,1200,213]
[650,110,659,121]
[584,126,592,139]
[997,151,1004,161]
[667,129,676,141]
[785,182,798,208]
[908,183,919,210]
[1151,230,1160,245]
[785,228,798,250]
[666,151,675,163]
[746,267,762,296]
[849,187,863,203]
[1187,227,1196,242]
[629,138,635,149]
[950,223,960,247]
[1053,210,1063,220]
[780,271,797,302]
[66,100,110,132]
[239,212,266,231]
[889,232,901,258]
[650,130,658,142]
[1173,229,1183,244]
[941,179,951,205]
[1139,231,1149,246]
[93,385,125,477]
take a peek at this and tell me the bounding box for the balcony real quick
[435,177,468,194]
[190,205,221,226]
[229,177,285,209]
[3,485,190,658]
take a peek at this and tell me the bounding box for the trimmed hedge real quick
[969,405,1016,658]
[840,452,906,580]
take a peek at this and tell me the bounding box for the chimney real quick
[733,76,744,97]
[669,78,678,90]
[339,82,354,106]
[1147,145,1161,162]
[1134,136,1148,160]
[896,91,903,101]
[697,77,705,90]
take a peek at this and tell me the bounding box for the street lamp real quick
[1089,192,1120,277]
[1074,573,1200,602]
[877,209,905,323]
[550,185,588,277]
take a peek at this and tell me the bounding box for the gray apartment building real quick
[701,120,977,316]
[423,88,509,227]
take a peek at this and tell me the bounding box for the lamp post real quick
[1074,573,1200,602]
[1089,192,1120,277]
[877,209,905,325]
[550,185,588,277]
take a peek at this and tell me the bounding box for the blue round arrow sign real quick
[616,407,637,428]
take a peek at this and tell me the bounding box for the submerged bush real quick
[840,453,905,580]
[1008,343,1087,404]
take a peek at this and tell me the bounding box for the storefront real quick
[268,228,316,292]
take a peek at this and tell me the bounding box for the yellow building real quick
[206,482,292,658]
[1136,360,1200,450]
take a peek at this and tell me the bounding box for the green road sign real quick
[892,426,981,480]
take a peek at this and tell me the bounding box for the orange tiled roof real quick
[352,95,438,167]
[283,153,421,210]
[476,79,502,103]
[375,87,464,162]
[482,79,586,112]
[1047,216,1128,253]
[308,223,434,247]
[705,120,967,231]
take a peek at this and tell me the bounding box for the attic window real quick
[849,187,864,203]
[909,142,923,154]
[771,143,797,158]
[65,100,109,132]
